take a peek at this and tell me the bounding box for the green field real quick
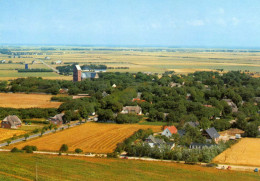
[0,152,258,181]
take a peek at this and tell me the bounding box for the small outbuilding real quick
[121,106,142,115]
[1,115,22,129]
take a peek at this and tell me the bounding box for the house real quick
[45,56,51,60]
[222,99,238,113]
[145,135,175,149]
[59,88,68,94]
[169,82,182,87]
[184,121,199,128]
[162,125,178,138]
[102,91,109,97]
[54,60,63,64]
[121,106,142,115]
[0,60,6,63]
[48,113,64,125]
[189,143,214,149]
[1,115,22,129]
[203,127,220,143]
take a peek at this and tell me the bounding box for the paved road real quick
[37,59,59,73]
[0,122,81,147]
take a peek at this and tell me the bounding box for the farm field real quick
[0,128,26,141]
[8,122,162,153]
[213,138,260,167]
[0,93,62,108]
[1,48,260,81]
[0,152,259,181]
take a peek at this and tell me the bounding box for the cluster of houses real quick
[143,121,245,150]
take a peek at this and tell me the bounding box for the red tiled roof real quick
[132,98,146,103]
[164,126,178,134]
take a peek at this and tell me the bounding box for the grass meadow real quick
[0,152,259,181]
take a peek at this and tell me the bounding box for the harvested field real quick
[0,128,26,141]
[213,138,260,167]
[0,93,62,108]
[9,122,162,153]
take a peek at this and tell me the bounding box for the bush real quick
[60,144,68,152]
[75,148,83,153]
[22,145,38,153]
[11,147,23,153]
[107,152,118,158]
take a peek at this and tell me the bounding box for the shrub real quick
[75,148,83,153]
[22,145,38,153]
[107,152,118,158]
[11,147,23,153]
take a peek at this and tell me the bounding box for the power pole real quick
[35,162,38,181]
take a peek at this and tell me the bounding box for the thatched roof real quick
[2,115,22,127]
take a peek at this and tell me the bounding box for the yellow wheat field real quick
[9,122,162,153]
[0,93,62,108]
[0,128,26,141]
[213,138,260,167]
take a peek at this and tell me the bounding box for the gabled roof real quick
[146,135,165,145]
[49,113,64,122]
[185,121,199,128]
[164,126,178,134]
[205,127,220,139]
[3,115,22,127]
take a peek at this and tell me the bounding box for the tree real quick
[40,129,45,136]
[79,107,88,120]
[97,109,114,121]
[24,134,29,141]
[63,110,72,123]
[199,117,211,130]
[60,144,68,152]
[7,140,11,146]
[244,123,258,137]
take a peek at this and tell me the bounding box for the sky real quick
[0,0,260,48]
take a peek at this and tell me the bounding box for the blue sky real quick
[0,0,260,47]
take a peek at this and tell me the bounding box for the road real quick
[0,122,81,147]
[37,59,59,73]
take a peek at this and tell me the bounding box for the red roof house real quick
[162,126,178,137]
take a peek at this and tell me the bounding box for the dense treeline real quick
[125,140,235,163]
[0,108,57,120]
[18,69,53,73]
